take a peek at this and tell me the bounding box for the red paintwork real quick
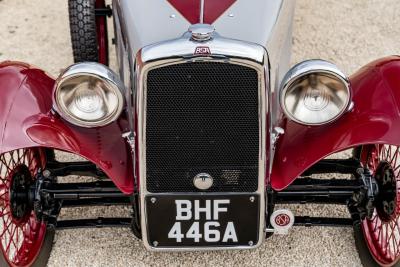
[203,0,236,24]
[95,0,109,65]
[0,62,134,194]
[3,56,400,194]
[167,0,236,24]
[167,0,200,24]
[271,56,400,190]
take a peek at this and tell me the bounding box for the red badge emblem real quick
[274,213,291,227]
[194,46,211,55]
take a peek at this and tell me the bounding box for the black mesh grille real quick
[146,62,259,192]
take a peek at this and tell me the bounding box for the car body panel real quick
[113,0,295,100]
[114,0,292,54]
[0,62,134,194]
[271,56,400,190]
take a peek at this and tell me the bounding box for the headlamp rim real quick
[279,59,351,126]
[54,62,125,128]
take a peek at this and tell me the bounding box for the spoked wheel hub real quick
[359,145,400,266]
[9,165,33,224]
[0,148,49,267]
[374,161,397,222]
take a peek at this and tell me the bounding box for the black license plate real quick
[145,194,260,247]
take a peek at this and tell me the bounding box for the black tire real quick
[352,146,379,267]
[353,223,400,267]
[353,224,381,267]
[68,0,99,63]
[0,227,55,267]
[32,227,56,267]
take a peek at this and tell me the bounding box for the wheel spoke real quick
[0,148,47,266]
[391,147,400,165]
[17,149,26,164]
[9,151,17,167]
[0,191,8,206]
[383,224,388,252]
[5,224,17,254]
[362,144,400,264]
[373,217,382,232]
[386,146,392,162]
[0,156,12,174]
[1,218,12,239]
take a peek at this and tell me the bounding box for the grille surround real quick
[136,34,269,251]
[144,61,261,193]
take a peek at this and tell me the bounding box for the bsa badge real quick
[194,46,211,55]
[270,209,294,235]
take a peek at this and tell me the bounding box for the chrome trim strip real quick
[140,32,266,64]
[200,0,205,23]
[135,28,269,251]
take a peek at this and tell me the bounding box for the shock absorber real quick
[348,167,379,224]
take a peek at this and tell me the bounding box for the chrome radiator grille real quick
[145,62,259,193]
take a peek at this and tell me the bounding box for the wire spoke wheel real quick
[359,144,400,266]
[0,148,49,267]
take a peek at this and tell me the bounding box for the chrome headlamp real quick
[54,62,125,127]
[280,60,351,125]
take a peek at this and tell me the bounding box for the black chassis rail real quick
[36,157,368,237]
[272,158,372,228]
[95,5,112,17]
[36,160,134,231]
[274,177,362,228]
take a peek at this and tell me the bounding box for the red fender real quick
[0,62,134,194]
[271,56,400,190]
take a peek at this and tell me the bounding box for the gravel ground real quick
[0,0,400,266]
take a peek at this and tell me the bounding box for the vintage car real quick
[0,0,399,266]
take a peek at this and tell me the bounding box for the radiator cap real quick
[189,24,215,41]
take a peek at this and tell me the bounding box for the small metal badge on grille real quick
[193,173,213,190]
[194,46,211,55]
